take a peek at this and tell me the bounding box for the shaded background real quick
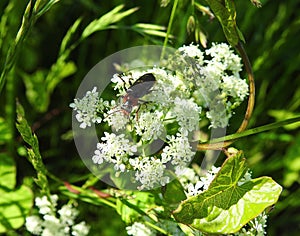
[0,0,299,235]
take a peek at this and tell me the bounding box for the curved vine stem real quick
[198,41,255,150]
[235,41,255,133]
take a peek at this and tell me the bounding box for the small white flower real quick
[171,97,201,133]
[58,204,78,225]
[70,87,103,129]
[238,169,252,186]
[92,132,137,172]
[134,110,164,141]
[104,109,129,131]
[35,195,57,215]
[186,181,204,196]
[222,75,249,101]
[130,156,169,190]
[42,214,63,236]
[178,44,204,60]
[200,166,220,190]
[25,215,43,235]
[126,222,155,236]
[72,221,90,236]
[161,133,195,173]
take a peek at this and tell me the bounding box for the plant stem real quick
[161,0,178,60]
[198,116,300,150]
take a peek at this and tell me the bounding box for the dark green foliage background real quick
[0,0,299,235]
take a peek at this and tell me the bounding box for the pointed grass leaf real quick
[81,5,138,40]
[173,151,282,234]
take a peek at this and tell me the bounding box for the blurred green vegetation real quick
[0,0,299,235]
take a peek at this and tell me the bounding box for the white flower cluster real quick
[70,87,103,129]
[232,212,268,236]
[25,195,90,236]
[126,222,155,236]
[70,43,249,190]
[176,43,249,128]
[126,219,185,236]
[178,166,220,197]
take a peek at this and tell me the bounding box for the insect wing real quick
[127,73,156,98]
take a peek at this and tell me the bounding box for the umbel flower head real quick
[25,195,90,236]
[70,43,249,190]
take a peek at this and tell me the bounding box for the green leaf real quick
[81,5,138,39]
[0,153,16,190]
[0,153,33,233]
[116,191,156,224]
[0,185,33,233]
[131,23,170,38]
[173,151,282,234]
[162,178,186,209]
[59,17,82,55]
[35,0,61,18]
[0,117,12,145]
[205,0,244,46]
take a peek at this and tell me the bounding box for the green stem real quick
[161,0,179,60]
[235,42,255,133]
[209,116,300,144]
[144,221,169,235]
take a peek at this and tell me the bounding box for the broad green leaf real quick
[81,5,138,39]
[116,191,156,224]
[205,0,244,46]
[0,153,16,190]
[173,151,282,234]
[0,185,33,233]
[0,117,12,144]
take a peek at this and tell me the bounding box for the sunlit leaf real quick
[0,153,33,233]
[0,153,16,190]
[0,185,33,233]
[173,151,282,234]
